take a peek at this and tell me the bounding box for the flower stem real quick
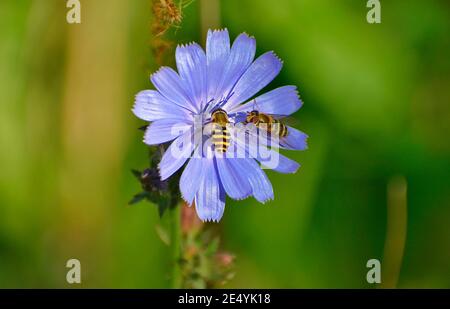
[170,202,182,288]
[381,176,407,288]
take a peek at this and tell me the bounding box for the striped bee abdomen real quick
[212,124,230,153]
[271,119,288,138]
[211,108,231,153]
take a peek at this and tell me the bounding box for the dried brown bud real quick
[215,252,235,268]
[152,0,182,37]
[181,202,203,234]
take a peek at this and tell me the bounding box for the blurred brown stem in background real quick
[381,176,408,288]
[59,0,129,285]
[181,202,203,235]
[200,0,221,43]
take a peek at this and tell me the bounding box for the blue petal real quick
[268,152,300,174]
[195,160,225,222]
[233,133,300,174]
[216,158,252,200]
[179,158,205,205]
[206,29,230,103]
[230,86,302,116]
[224,51,283,110]
[158,131,195,180]
[241,121,305,152]
[176,43,207,111]
[280,126,308,150]
[212,33,256,108]
[255,146,300,174]
[150,67,197,112]
[144,119,191,145]
[133,90,191,122]
[229,158,273,203]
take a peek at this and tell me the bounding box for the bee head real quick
[211,108,226,118]
[213,108,225,112]
[211,108,229,123]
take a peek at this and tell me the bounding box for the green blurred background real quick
[0,0,449,288]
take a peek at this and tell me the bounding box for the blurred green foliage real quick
[0,0,449,288]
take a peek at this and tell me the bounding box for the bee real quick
[210,108,231,153]
[245,110,289,138]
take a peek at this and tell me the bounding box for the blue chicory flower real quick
[133,29,308,222]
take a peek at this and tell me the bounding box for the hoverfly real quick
[210,108,231,153]
[237,98,304,150]
[244,109,288,138]
[242,98,291,138]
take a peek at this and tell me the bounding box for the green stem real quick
[170,203,182,288]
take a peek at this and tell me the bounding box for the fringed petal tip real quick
[198,215,222,223]
[131,106,140,119]
[180,194,192,207]
[150,68,161,78]
[298,97,304,110]
[268,51,284,65]
[158,162,185,182]
[304,134,309,147]
[196,209,224,223]
[176,41,202,50]
[208,28,229,34]
[157,163,166,180]
[290,86,304,109]
[239,31,256,40]
[132,90,150,120]
[134,90,147,99]
[257,197,273,204]
[234,194,252,201]
[150,66,176,80]
[232,32,257,50]
[181,197,193,207]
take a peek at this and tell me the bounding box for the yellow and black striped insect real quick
[245,110,289,138]
[210,108,231,153]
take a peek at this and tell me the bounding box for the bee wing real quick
[230,111,247,124]
[269,114,299,126]
[241,123,283,149]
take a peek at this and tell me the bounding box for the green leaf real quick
[128,192,148,205]
[205,237,220,257]
[131,169,142,180]
[155,224,170,246]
